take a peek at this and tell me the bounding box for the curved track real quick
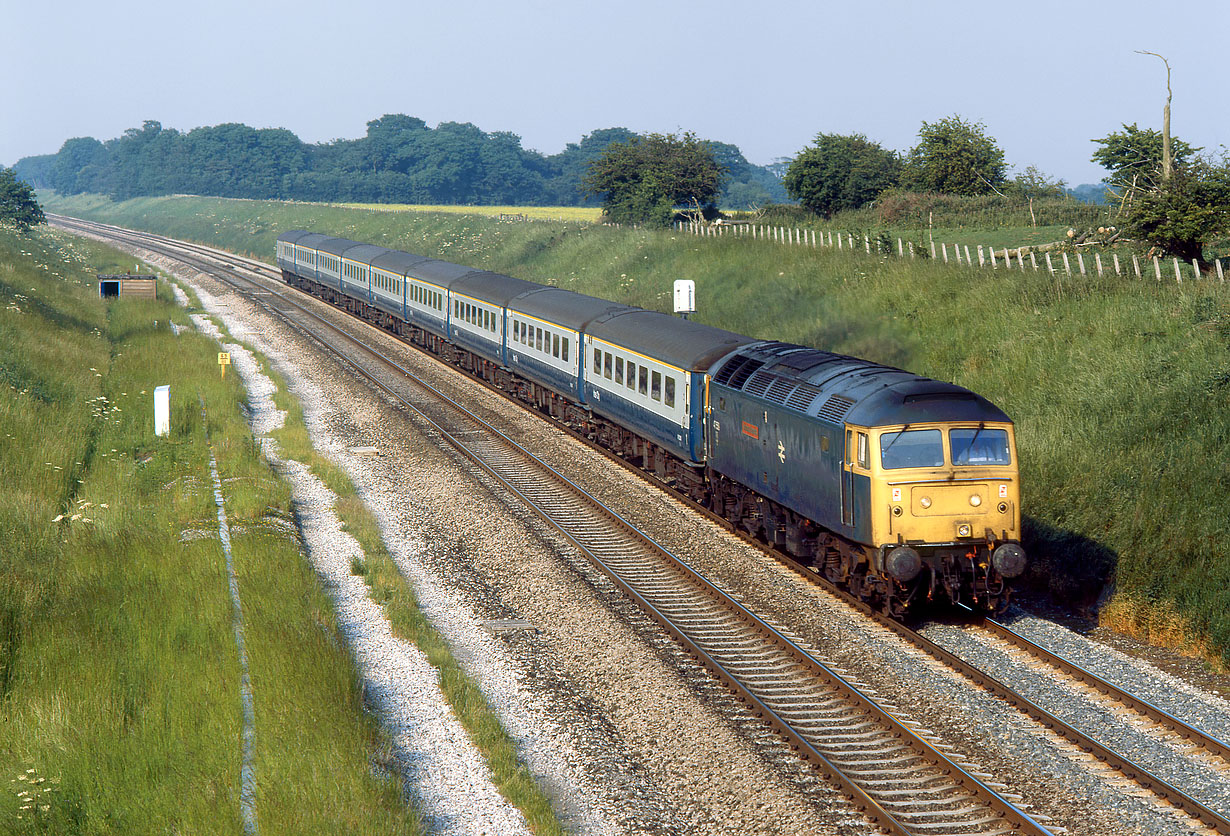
[54,214,1230,835]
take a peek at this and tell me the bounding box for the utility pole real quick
[1137,50,1173,182]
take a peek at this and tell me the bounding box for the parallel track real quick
[54,214,1058,836]
[57,215,1230,836]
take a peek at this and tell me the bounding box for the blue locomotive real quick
[277,230,1025,615]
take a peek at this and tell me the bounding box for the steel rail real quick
[55,215,1057,836]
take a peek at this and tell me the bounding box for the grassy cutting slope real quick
[0,227,419,833]
[43,193,1230,668]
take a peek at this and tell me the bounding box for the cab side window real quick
[857,432,869,469]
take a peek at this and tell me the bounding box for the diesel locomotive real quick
[277,230,1025,616]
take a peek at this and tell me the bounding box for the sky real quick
[6,0,1228,187]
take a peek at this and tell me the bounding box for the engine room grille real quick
[765,376,796,404]
[713,356,765,389]
[785,382,824,412]
[744,370,776,398]
[817,394,857,424]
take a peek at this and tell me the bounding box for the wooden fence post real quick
[1217,258,1225,282]
[864,235,871,254]
[1030,252,1038,271]
[989,247,997,268]
[898,238,904,256]
[1046,253,1055,274]
[1133,254,1141,278]
[965,245,973,265]
[837,232,842,250]
[1095,253,1103,276]
[1077,253,1086,275]
[930,241,936,259]
[1153,255,1161,280]
[1192,258,1200,280]
[954,244,962,264]
[942,243,949,263]
[1062,252,1072,275]
[1004,248,1012,269]
[978,245,985,267]
[1113,253,1121,275]
[1173,257,1182,283]
[908,241,915,258]
[827,230,833,247]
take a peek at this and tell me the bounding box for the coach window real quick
[651,371,661,402]
[562,338,569,362]
[638,366,648,396]
[604,352,613,379]
[552,334,560,358]
[511,320,519,342]
[593,349,601,374]
[626,361,636,390]
[665,377,676,408]
[614,357,624,385]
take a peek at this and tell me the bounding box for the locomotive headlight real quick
[892,506,903,517]
[992,543,1027,578]
[919,496,932,509]
[997,502,1009,514]
[969,494,982,507]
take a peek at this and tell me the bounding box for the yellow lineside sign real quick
[218,352,231,378]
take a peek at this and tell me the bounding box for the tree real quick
[901,115,1007,195]
[0,168,46,231]
[1119,158,1230,262]
[582,132,726,226]
[782,133,900,218]
[1091,122,1225,260]
[1092,123,1197,194]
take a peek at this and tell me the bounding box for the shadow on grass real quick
[1020,514,1118,615]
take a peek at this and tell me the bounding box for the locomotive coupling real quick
[883,545,923,582]
[991,543,1026,578]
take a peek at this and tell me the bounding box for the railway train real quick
[276,230,1026,616]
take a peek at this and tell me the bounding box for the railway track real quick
[55,214,1062,835]
[54,214,1230,835]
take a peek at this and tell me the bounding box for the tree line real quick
[12,115,787,209]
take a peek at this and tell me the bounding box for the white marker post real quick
[154,385,170,437]
[673,279,696,321]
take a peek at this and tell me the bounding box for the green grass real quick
[196,292,564,835]
[0,227,418,833]
[40,192,1230,670]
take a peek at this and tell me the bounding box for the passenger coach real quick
[275,229,1026,616]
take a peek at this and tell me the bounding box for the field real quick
[329,202,603,222]
[40,192,1230,670]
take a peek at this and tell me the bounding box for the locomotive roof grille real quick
[744,369,776,398]
[785,382,825,411]
[765,376,797,404]
[817,394,857,424]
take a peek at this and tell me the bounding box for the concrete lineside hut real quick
[98,274,157,300]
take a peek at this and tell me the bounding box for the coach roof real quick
[587,309,757,371]
[451,270,544,306]
[509,287,633,332]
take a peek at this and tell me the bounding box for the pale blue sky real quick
[7,0,1227,186]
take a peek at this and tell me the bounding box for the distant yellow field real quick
[331,202,602,222]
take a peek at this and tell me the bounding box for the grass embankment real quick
[42,193,1230,670]
[0,227,418,832]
